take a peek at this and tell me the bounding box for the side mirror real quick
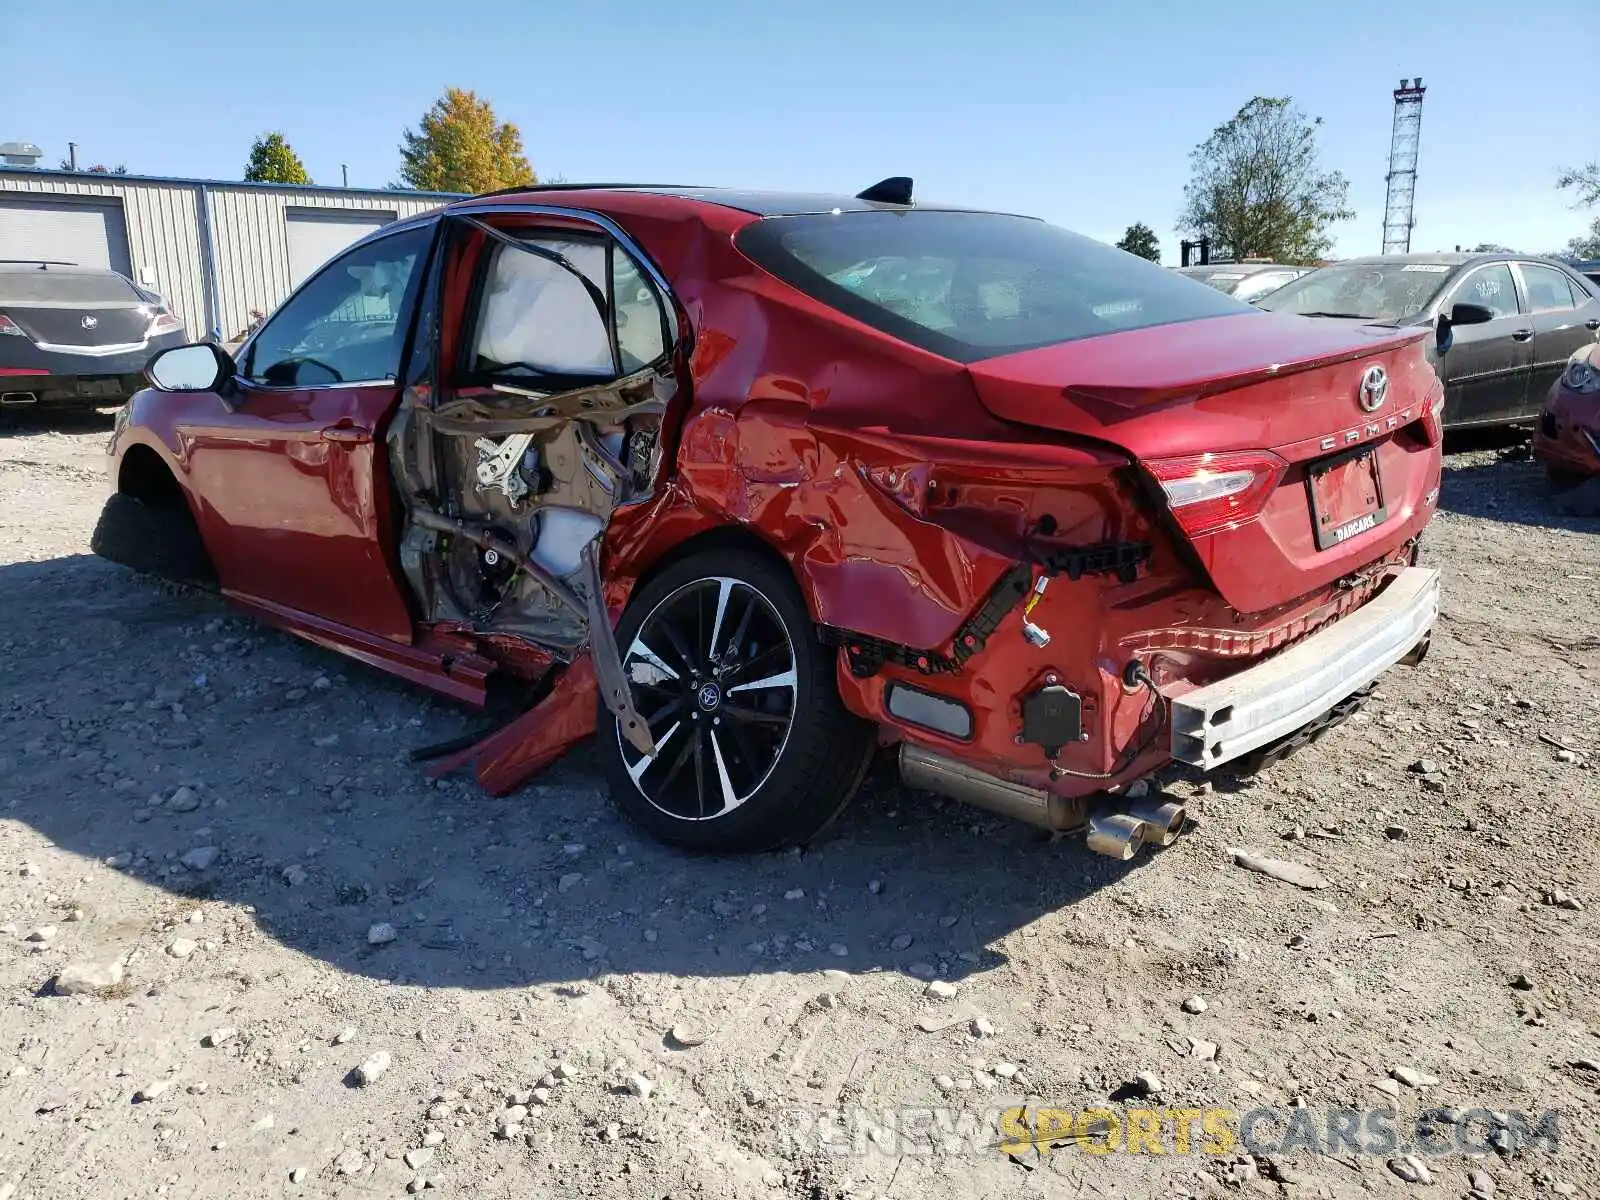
[1435,301,1496,356]
[147,342,235,392]
[1448,302,1494,327]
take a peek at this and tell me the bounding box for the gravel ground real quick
[1,413,1597,1200]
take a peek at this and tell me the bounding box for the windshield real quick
[1231,271,1301,304]
[736,211,1252,362]
[1258,263,1454,322]
[0,268,143,306]
[1180,268,1251,295]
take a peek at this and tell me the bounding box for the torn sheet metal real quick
[425,654,600,796]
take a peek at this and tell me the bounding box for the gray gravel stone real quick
[353,1050,391,1086]
[53,960,124,995]
[181,846,218,871]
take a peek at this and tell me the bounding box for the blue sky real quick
[7,0,1595,261]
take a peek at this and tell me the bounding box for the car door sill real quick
[223,589,493,706]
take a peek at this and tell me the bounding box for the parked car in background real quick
[94,182,1442,856]
[1178,262,1310,304]
[1573,260,1600,288]
[1259,253,1600,428]
[0,261,187,411]
[1534,343,1600,482]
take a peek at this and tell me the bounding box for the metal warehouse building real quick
[0,169,462,342]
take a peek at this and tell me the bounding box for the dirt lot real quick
[1,413,1597,1200]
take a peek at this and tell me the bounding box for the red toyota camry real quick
[95,180,1445,856]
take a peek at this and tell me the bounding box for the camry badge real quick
[81,315,98,330]
[1358,364,1389,413]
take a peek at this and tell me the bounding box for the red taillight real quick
[1145,450,1287,537]
[0,314,29,339]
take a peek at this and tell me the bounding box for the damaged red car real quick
[95,180,1444,855]
[1534,344,1600,482]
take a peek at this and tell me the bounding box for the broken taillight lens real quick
[1420,394,1446,445]
[0,314,29,338]
[1145,450,1286,538]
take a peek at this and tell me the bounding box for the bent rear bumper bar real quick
[1167,566,1439,769]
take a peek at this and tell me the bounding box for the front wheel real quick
[598,549,874,852]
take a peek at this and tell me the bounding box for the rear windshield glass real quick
[736,211,1252,362]
[0,268,142,306]
[1258,263,1454,322]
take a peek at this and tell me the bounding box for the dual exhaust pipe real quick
[899,743,1186,860]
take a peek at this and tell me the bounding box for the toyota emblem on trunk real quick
[81,315,98,330]
[1358,364,1389,412]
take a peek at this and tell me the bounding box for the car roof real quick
[1324,251,1582,269]
[0,260,130,278]
[1178,263,1298,275]
[449,183,1010,219]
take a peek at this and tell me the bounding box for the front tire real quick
[91,492,216,588]
[598,549,874,852]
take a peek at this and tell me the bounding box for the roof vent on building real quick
[0,141,44,167]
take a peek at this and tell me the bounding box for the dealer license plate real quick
[1308,446,1388,551]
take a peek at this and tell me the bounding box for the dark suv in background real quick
[0,260,188,411]
[1259,253,1600,428]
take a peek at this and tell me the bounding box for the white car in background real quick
[1179,262,1310,304]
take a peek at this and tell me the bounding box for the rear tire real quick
[91,492,216,588]
[1546,465,1587,492]
[598,548,874,852]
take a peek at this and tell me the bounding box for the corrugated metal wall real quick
[208,187,442,339]
[0,171,451,340]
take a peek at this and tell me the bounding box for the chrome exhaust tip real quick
[1085,812,1146,860]
[1125,798,1187,848]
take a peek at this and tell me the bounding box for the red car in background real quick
[1534,344,1600,482]
[94,180,1444,856]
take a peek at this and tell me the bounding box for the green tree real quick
[1566,219,1600,260]
[1115,222,1161,262]
[1558,161,1600,210]
[59,160,127,174]
[243,132,311,184]
[397,87,535,194]
[1558,160,1600,258]
[1180,97,1353,265]
[1468,242,1512,253]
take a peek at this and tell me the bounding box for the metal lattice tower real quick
[1382,78,1426,253]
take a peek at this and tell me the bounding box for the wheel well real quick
[629,524,803,606]
[118,444,186,509]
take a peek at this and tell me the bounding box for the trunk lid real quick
[0,266,152,348]
[967,312,1443,614]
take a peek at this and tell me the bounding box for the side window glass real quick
[1520,263,1578,313]
[471,236,614,378]
[1453,264,1517,319]
[247,225,431,387]
[612,248,668,371]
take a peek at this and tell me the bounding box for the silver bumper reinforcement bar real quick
[1167,566,1440,770]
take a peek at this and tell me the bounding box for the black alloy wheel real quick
[598,549,874,852]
